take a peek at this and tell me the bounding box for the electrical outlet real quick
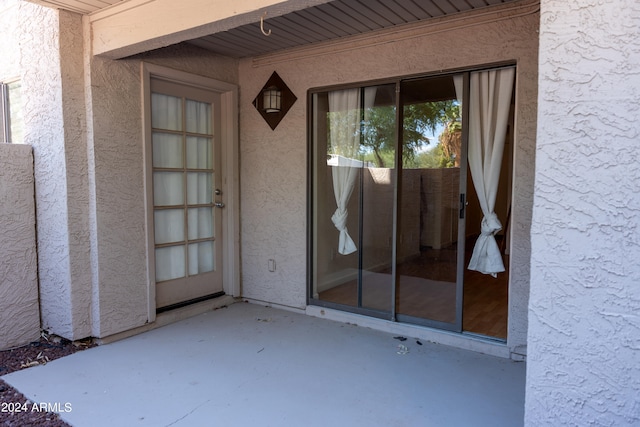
[268,259,276,272]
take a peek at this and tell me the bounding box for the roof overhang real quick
[26,0,531,60]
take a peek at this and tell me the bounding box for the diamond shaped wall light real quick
[252,71,297,130]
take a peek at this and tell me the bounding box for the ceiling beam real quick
[89,0,334,58]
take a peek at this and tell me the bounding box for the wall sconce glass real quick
[262,86,281,113]
[253,72,296,130]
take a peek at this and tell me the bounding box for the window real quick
[309,66,516,338]
[1,80,23,143]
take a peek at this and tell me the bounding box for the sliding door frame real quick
[393,72,470,333]
[307,62,515,333]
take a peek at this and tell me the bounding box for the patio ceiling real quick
[187,0,523,58]
[29,0,523,58]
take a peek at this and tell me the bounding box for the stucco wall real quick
[4,0,240,340]
[238,1,539,353]
[86,44,239,337]
[0,1,20,77]
[1,1,83,339]
[526,0,640,424]
[0,144,40,350]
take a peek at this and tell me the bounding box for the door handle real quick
[215,202,225,208]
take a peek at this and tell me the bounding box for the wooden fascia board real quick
[89,0,332,58]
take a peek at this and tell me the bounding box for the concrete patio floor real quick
[2,302,525,426]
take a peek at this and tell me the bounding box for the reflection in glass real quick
[396,75,461,324]
[313,84,396,314]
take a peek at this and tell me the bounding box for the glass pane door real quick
[396,75,464,330]
[311,76,466,330]
[150,79,223,309]
[311,84,396,317]
[311,70,517,337]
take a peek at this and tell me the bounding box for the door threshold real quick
[157,292,226,314]
[98,294,236,345]
[306,305,511,358]
[462,330,507,344]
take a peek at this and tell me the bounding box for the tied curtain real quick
[327,88,375,255]
[466,67,515,277]
[152,93,215,282]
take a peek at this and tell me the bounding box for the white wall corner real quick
[526,0,640,425]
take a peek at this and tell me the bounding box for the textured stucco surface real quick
[59,10,94,339]
[0,144,40,350]
[4,1,79,339]
[3,0,240,340]
[526,0,640,425]
[238,2,539,354]
[0,1,20,78]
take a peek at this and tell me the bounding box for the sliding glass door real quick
[310,67,514,335]
[310,74,465,330]
[395,75,465,330]
[310,84,397,316]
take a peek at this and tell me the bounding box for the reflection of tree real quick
[438,106,462,168]
[405,101,459,161]
[364,101,460,168]
[361,106,396,167]
[327,110,363,159]
[327,100,461,169]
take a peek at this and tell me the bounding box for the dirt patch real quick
[1,334,94,427]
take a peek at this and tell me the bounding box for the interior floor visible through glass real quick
[319,238,509,339]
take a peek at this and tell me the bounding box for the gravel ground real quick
[1,334,94,427]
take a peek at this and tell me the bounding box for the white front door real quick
[149,77,224,309]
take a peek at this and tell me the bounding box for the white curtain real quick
[327,88,375,255]
[152,94,214,281]
[453,75,463,105]
[152,93,184,281]
[467,67,515,277]
[328,89,361,255]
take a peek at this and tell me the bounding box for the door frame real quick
[308,64,514,336]
[393,72,470,333]
[141,63,239,322]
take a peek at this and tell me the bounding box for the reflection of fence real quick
[327,154,374,168]
[0,143,40,350]
[417,168,460,250]
[362,168,460,254]
[318,166,460,292]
